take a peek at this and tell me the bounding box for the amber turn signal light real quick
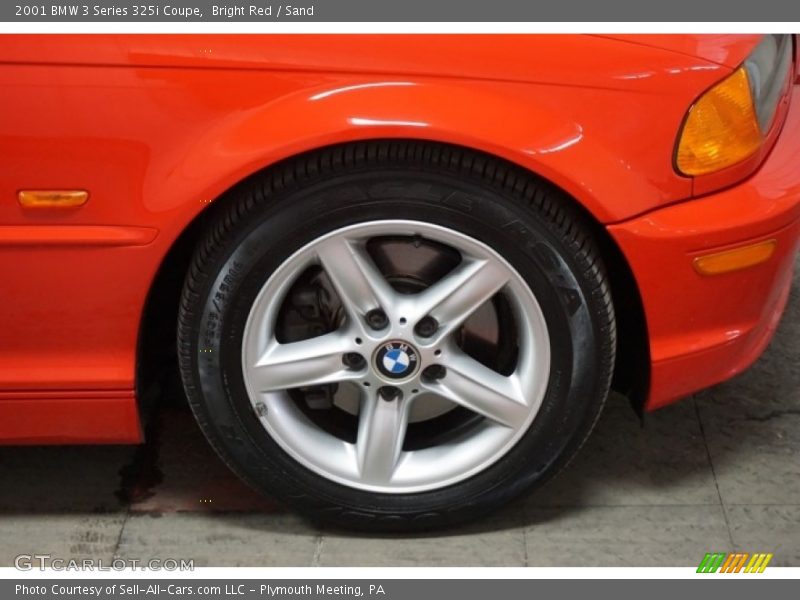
[18,190,89,208]
[676,68,762,176]
[693,239,777,276]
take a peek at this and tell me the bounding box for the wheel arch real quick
[136,139,650,420]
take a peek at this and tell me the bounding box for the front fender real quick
[153,76,694,233]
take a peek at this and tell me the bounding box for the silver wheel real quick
[241,220,551,493]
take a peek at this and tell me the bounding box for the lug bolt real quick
[414,316,439,337]
[378,386,402,402]
[422,365,447,382]
[365,309,389,330]
[342,353,366,370]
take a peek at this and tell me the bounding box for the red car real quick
[1,34,798,529]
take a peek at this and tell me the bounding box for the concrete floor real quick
[1,262,798,568]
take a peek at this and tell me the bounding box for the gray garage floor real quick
[1,260,798,568]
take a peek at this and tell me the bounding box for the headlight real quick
[676,34,793,177]
[744,34,793,131]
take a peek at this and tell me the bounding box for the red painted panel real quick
[0,35,795,443]
[0,35,727,399]
[609,89,800,409]
[0,391,142,444]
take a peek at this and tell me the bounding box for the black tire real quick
[177,141,616,531]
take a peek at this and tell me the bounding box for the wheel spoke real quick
[317,236,396,325]
[355,393,409,483]
[427,351,528,428]
[249,331,357,392]
[410,258,509,339]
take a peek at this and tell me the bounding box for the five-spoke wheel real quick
[242,221,550,492]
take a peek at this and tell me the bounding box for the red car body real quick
[0,34,798,444]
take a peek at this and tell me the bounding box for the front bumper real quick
[609,86,800,410]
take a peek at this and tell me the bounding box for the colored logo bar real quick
[697,552,773,573]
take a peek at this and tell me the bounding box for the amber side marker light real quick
[18,190,89,208]
[676,68,763,176]
[693,239,777,276]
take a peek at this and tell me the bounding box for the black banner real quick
[3,0,800,22]
[5,579,800,600]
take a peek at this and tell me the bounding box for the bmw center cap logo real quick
[376,341,420,380]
